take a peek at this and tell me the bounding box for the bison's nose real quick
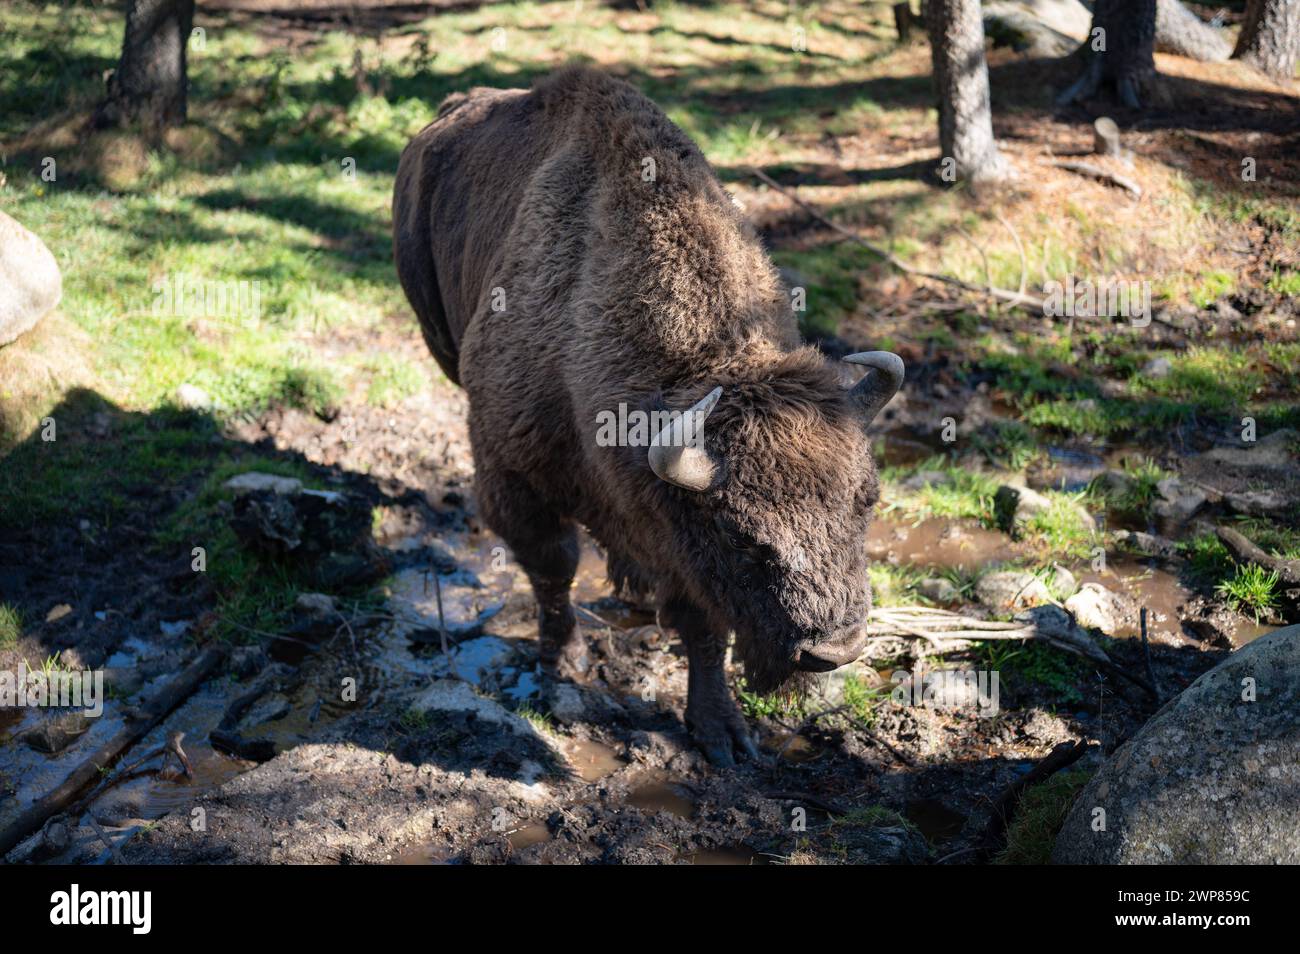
[793,625,870,672]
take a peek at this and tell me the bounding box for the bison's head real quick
[645,348,903,695]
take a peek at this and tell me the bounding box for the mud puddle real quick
[867,517,1022,570]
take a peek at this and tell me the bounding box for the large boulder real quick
[1052,626,1300,863]
[0,210,62,346]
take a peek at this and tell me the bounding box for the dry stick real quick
[747,166,1046,312]
[954,227,994,300]
[0,645,228,859]
[1050,161,1142,199]
[86,815,125,865]
[433,569,450,656]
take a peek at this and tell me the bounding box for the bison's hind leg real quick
[480,473,587,679]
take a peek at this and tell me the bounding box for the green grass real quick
[0,604,21,648]
[1188,269,1235,309]
[1216,563,1280,621]
[995,769,1092,865]
[976,640,1086,704]
[362,354,427,407]
[737,678,806,721]
[841,672,887,724]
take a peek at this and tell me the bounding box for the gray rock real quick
[1064,583,1130,635]
[1152,476,1207,529]
[976,570,1051,610]
[901,470,952,492]
[1048,564,1078,600]
[223,472,303,496]
[16,711,91,754]
[1195,429,1297,473]
[994,484,1052,534]
[0,210,62,347]
[1141,356,1172,379]
[1225,489,1289,517]
[1053,625,1300,863]
[295,592,337,617]
[918,577,960,604]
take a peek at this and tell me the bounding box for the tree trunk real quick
[926,0,1010,184]
[1233,0,1300,79]
[1155,0,1232,63]
[96,0,195,130]
[1057,0,1158,109]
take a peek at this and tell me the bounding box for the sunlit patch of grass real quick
[995,769,1092,865]
[1135,347,1264,414]
[363,353,427,407]
[970,420,1042,470]
[841,672,887,724]
[1216,563,1280,621]
[737,678,806,721]
[1178,532,1234,588]
[975,640,1086,704]
[1188,269,1235,308]
[880,458,1001,524]
[1266,269,1300,297]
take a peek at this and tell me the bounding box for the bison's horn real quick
[648,387,722,492]
[843,351,904,427]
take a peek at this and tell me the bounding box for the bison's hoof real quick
[540,639,590,682]
[687,707,762,768]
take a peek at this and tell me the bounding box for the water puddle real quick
[905,798,966,844]
[627,780,695,819]
[867,517,1021,571]
[563,738,625,782]
[507,821,552,851]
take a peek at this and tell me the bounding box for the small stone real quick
[45,603,73,623]
[994,484,1052,535]
[223,472,303,496]
[901,470,952,492]
[1048,565,1078,600]
[1141,356,1172,378]
[16,712,91,754]
[918,577,960,604]
[976,570,1051,609]
[295,592,337,617]
[1064,583,1130,635]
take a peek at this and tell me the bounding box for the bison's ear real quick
[843,352,904,428]
[648,387,721,492]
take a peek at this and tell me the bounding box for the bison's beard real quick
[732,629,816,697]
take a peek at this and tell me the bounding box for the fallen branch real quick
[866,605,1157,698]
[1050,160,1142,198]
[0,645,227,859]
[748,166,1046,312]
[973,738,1094,860]
[1216,525,1300,586]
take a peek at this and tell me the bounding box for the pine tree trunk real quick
[1233,0,1300,79]
[97,0,195,129]
[926,0,1010,184]
[1058,0,1158,109]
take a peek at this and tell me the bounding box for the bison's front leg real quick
[663,600,760,767]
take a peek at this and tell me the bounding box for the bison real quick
[393,67,903,765]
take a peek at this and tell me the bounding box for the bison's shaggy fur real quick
[394,67,883,764]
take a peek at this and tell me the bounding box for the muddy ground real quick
[3,307,1286,864]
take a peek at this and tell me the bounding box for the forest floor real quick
[0,0,1297,864]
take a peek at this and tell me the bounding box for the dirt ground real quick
[2,0,1297,866]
